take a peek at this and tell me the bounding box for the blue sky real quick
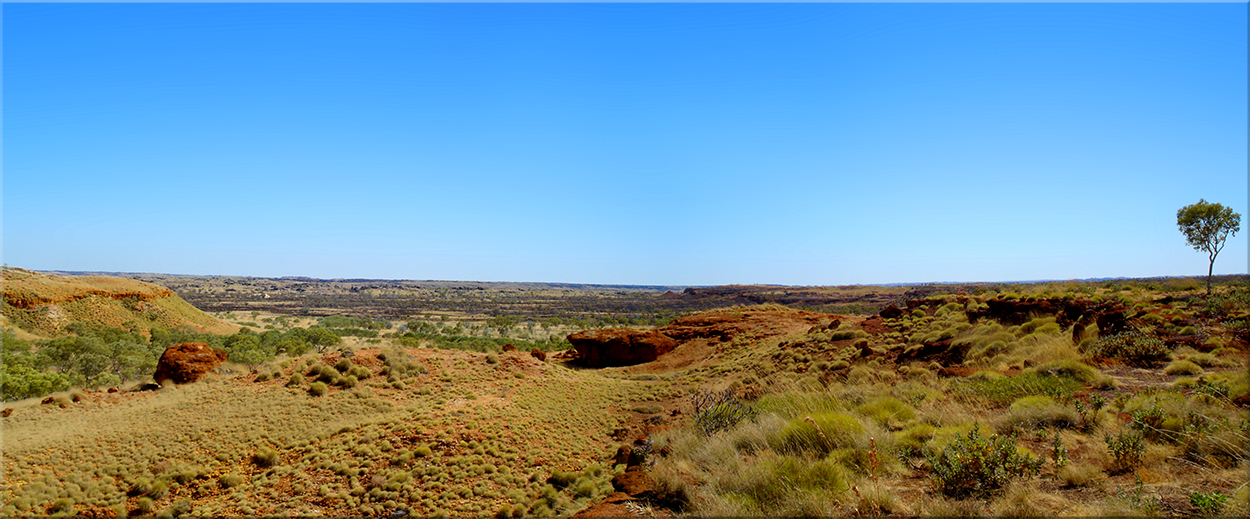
[3,3,1247,285]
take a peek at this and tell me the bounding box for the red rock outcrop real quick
[878,305,905,319]
[153,342,227,385]
[963,297,1136,335]
[567,329,678,368]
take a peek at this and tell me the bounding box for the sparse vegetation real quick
[925,423,1042,497]
[4,271,1248,517]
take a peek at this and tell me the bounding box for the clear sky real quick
[3,2,1247,286]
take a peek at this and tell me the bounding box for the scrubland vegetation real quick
[3,273,1249,516]
[642,279,1249,517]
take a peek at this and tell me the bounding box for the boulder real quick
[153,342,228,385]
[611,467,656,497]
[530,349,547,362]
[879,305,904,319]
[567,329,679,368]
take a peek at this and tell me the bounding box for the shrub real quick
[1190,492,1229,516]
[1164,360,1203,376]
[775,412,863,456]
[486,353,499,364]
[309,382,328,396]
[1085,331,1170,367]
[924,423,1042,497]
[287,373,303,387]
[691,389,756,436]
[1104,430,1145,474]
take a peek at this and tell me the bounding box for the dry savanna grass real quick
[1,346,678,517]
[4,275,1250,517]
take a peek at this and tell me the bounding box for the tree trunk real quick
[1207,258,1214,295]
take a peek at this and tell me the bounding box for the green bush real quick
[1085,331,1171,367]
[1190,492,1229,516]
[309,382,328,396]
[775,412,863,456]
[1104,430,1144,474]
[924,423,1041,497]
[287,373,303,387]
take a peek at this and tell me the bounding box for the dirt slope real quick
[1,267,237,336]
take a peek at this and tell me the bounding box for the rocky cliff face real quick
[568,305,832,368]
[2,267,174,309]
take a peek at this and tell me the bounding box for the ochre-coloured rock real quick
[153,342,227,385]
[611,467,656,497]
[879,305,904,319]
[567,329,678,368]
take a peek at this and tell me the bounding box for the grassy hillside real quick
[1,268,236,337]
[3,276,1249,517]
[1,347,675,517]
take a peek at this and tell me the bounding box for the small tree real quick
[302,327,342,353]
[1177,199,1242,295]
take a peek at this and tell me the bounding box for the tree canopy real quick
[1177,199,1241,294]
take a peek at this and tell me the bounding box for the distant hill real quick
[1,267,237,337]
